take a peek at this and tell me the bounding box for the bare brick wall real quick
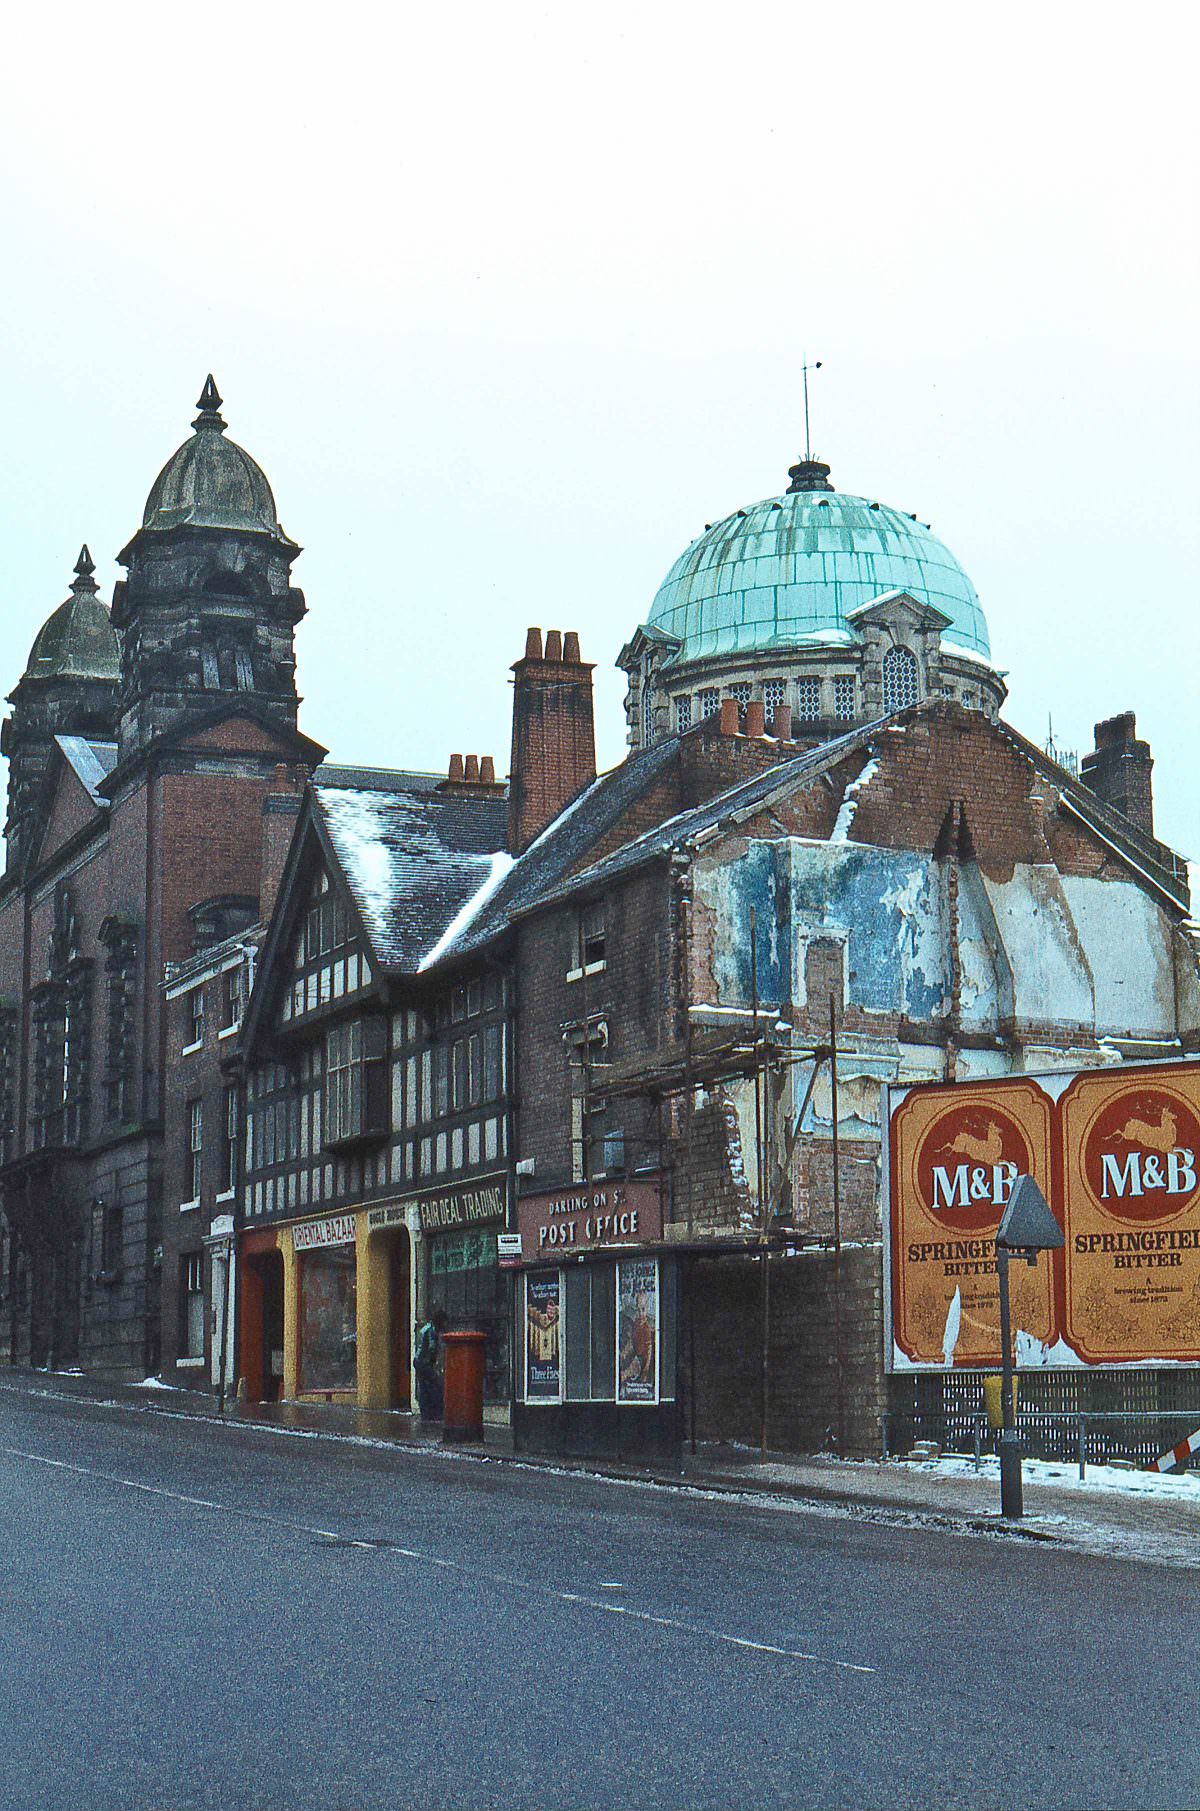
[687,1245,885,1457]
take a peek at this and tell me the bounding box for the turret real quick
[2,546,120,873]
[110,377,306,761]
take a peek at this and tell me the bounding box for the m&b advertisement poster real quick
[526,1272,561,1399]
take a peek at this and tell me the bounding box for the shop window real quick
[883,645,920,712]
[617,1258,659,1403]
[524,1271,563,1400]
[324,1016,389,1147]
[181,1251,205,1360]
[299,1246,357,1392]
[427,1230,508,1402]
[564,1264,616,1401]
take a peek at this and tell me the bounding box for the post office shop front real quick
[511,1179,680,1459]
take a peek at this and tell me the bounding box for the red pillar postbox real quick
[442,1330,488,1443]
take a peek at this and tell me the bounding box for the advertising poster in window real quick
[526,1272,561,1399]
[617,1258,658,1403]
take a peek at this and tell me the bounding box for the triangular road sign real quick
[997,1175,1064,1252]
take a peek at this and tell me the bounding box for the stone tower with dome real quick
[2,546,121,876]
[0,380,324,1379]
[618,454,1006,751]
[111,375,306,760]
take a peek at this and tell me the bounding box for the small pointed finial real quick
[192,374,227,433]
[70,544,99,593]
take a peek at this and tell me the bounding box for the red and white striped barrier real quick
[1153,1427,1200,1474]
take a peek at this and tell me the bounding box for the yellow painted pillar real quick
[279,1230,300,1399]
[356,1213,393,1409]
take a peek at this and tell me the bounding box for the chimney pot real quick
[745,700,765,738]
[563,631,581,664]
[719,697,739,737]
[480,755,495,785]
[273,763,290,787]
[545,629,563,662]
[448,753,464,782]
[772,703,792,740]
[524,627,543,661]
[464,754,480,782]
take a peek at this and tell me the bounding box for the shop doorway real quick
[240,1249,285,1402]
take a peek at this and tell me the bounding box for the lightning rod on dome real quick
[802,357,823,462]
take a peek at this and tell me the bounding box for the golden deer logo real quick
[939,1120,1005,1167]
[1114,1107,1178,1154]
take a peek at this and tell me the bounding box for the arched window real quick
[882,645,919,713]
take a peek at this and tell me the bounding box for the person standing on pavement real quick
[414,1307,447,1421]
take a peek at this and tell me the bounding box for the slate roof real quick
[509,721,886,917]
[428,737,686,965]
[55,736,117,807]
[313,775,509,973]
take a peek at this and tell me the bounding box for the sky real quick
[2,1,1198,856]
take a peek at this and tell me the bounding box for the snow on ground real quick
[917,1452,1200,1500]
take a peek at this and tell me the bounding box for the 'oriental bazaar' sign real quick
[886,1061,1200,1370]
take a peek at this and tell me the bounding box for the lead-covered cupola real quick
[111,378,307,761]
[619,455,1007,749]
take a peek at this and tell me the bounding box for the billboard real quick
[885,1060,1200,1370]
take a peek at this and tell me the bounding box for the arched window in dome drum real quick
[882,645,919,713]
[642,682,655,748]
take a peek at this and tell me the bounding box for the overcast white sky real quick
[2,2,1197,856]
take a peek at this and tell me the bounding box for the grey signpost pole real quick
[996,1243,1022,1518]
[995,1174,1064,1523]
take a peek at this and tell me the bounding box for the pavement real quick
[7,1366,1199,1571]
[2,1371,1198,1810]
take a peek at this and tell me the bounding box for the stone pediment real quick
[846,590,953,636]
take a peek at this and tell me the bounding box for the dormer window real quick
[883,645,920,712]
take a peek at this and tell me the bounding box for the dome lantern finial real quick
[73,544,96,586]
[192,374,227,434]
[786,456,834,494]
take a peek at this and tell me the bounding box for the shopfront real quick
[511,1177,681,1459]
[414,1173,510,1405]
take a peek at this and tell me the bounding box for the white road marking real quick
[0,1441,877,1676]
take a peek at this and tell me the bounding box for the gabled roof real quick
[314,778,509,971]
[512,721,886,916]
[430,738,681,964]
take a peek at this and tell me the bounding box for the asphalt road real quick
[0,1386,1196,1811]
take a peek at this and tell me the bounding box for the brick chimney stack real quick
[508,627,596,854]
[1080,712,1155,838]
[260,763,306,921]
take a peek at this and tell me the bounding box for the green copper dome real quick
[139,377,293,543]
[24,547,120,684]
[648,461,990,661]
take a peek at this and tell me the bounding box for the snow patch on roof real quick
[319,790,396,941]
[831,756,880,842]
[419,850,515,971]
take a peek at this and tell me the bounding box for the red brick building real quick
[0,380,323,1376]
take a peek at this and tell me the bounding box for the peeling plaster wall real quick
[981,866,1095,1028]
[697,839,949,1023]
[1058,874,1176,1036]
